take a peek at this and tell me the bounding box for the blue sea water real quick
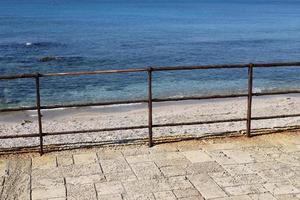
[1,0,300,108]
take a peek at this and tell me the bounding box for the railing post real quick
[246,63,254,137]
[147,67,153,147]
[35,73,44,155]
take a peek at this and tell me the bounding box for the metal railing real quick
[1,61,300,155]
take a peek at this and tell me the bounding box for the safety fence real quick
[1,62,300,154]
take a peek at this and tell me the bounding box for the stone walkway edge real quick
[0,132,299,200]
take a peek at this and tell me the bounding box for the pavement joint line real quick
[96,152,106,181]
[93,182,99,200]
[121,151,139,180]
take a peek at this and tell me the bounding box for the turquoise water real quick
[1,0,300,108]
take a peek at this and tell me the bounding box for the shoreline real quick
[0,94,300,149]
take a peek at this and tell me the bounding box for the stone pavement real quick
[0,132,299,200]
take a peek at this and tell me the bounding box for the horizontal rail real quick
[0,133,40,139]
[252,113,300,120]
[153,90,300,102]
[1,61,300,80]
[0,73,38,80]
[153,118,247,128]
[153,62,300,71]
[1,90,300,113]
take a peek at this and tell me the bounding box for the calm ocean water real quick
[1,0,300,108]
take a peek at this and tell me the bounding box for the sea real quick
[1,0,300,108]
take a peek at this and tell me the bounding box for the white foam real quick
[253,87,262,93]
[90,102,143,109]
[25,42,32,46]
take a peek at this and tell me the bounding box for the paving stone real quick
[247,146,282,155]
[250,154,275,163]
[95,181,125,196]
[222,164,255,175]
[123,179,171,194]
[1,159,31,200]
[275,193,300,200]
[125,193,156,200]
[249,192,277,200]
[98,194,123,200]
[126,154,152,164]
[126,152,184,164]
[182,150,213,163]
[60,163,102,177]
[275,153,300,167]
[32,186,66,200]
[130,161,162,180]
[202,142,239,151]
[105,171,137,182]
[101,157,132,174]
[173,188,201,198]
[152,152,186,162]
[160,165,187,177]
[32,177,64,189]
[0,160,8,176]
[266,161,292,170]
[207,150,237,165]
[65,174,105,185]
[73,153,98,165]
[67,183,96,200]
[258,168,296,183]
[178,196,204,200]
[213,195,252,200]
[168,176,193,190]
[247,150,276,163]
[210,173,265,187]
[97,150,124,160]
[153,191,177,200]
[149,143,179,153]
[155,158,191,168]
[264,182,300,195]
[176,141,205,151]
[282,144,300,153]
[32,167,62,180]
[244,162,273,172]
[289,174,300,190]
[224,184,267,196]
[188,173,227,199]
[187,161,225,174]
[122,146,150,156]
[222,150,254,164]
[32,155,57,169]
[57,155,73,167]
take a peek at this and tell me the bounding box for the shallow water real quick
[1,0,300,108]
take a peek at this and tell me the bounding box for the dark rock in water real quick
[39,56,57,62]
[21,120,32,126]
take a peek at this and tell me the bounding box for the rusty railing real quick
[1,62,300,155]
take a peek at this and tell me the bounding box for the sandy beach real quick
[0,94,300,150]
